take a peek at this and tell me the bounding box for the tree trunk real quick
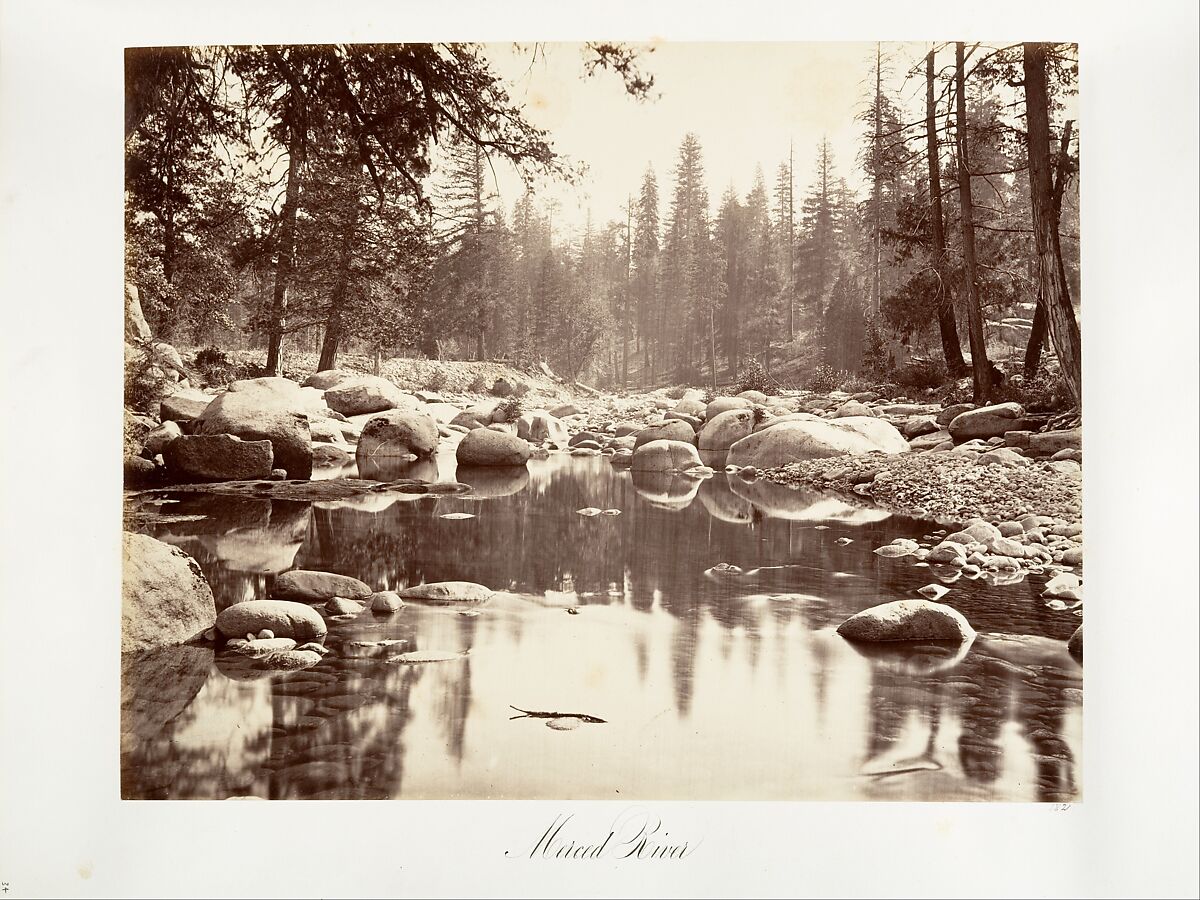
[926,49,968,376]
[265,121,304,377]
[1022,44,1083,407]
[954,42,992,403]
[1024,288,1048,377]
[708,308,718,392]
[873,43,883,317]
[317,199,360,372]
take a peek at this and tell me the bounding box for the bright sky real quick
[476,42,935,236]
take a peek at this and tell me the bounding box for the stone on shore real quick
[704,396,754,419]
[634,420,696,449]
[727,416,907,468]
[517,410,568,444]
[194,383,313,479]
[323,374,412,417]
[163,434,274,482]
[697,409,756,452]
[160,387,214,423]
[948,402,1026,442]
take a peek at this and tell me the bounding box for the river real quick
[121,450,1082,801]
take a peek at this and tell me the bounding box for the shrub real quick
[664,385,687,400]
[807,365,840,393]
[735,358,772,395]
[837,373,876,394]
[425,367,448,393]
[495,396,523,424]
[125,369,167,415]
[896,357,948,391]
[999,366,1073,413]
[468,373,489,393]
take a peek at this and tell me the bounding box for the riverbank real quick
[759,447,1083,527]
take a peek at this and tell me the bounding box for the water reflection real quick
[122,452,1082,800]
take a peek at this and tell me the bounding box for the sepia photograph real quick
[2,0,1198,896]
[119,40,1087,802]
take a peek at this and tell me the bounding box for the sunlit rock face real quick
[729,416,907,468]
[356,409,439,460]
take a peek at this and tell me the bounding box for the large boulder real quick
[704,396,753,420]
[195,384,313,479]
[736,390,768,404]
[728,417,907,468]
[323,375,411,417]
[833,400,876,418]
[936,402,976,426]
[122,532,217,653]
[273,569,373,602]
[697,408,756,451]
[215,599,327,642]
[673,398,708,418]
[163,434,274,482]
[630,439,704,473]
[143,420,182,456]
[633,420,696,449]
[836,599,975,643]
[1067,624,1083,658]
[517,410,568,444]
[356,409,439,459]
[160,387,213,423]
[423,402,465,425]
[456,428,532,466]
[125,283,152,342]
[303,369,357,390]
[948,402,1026,442]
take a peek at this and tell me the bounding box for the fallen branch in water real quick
[509,705,606,723]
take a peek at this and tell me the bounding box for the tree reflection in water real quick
[123,452,1082,800]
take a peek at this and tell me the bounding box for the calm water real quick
[122,451,1082,801]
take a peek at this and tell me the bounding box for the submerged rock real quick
[399,581,495,605]
[273,570,372,603]
[370,590,404,613]
[837,599,975,643]
[325,597,363,616]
